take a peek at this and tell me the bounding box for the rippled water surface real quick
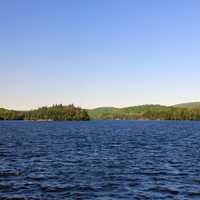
[1,120,200,199]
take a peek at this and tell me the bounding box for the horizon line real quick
[1,101,200,111]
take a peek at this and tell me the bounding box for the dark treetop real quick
[1,102,200,121]
[0,104,90,121]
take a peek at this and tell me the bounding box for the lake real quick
[0,120,200,199]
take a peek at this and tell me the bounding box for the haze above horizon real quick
[1,0,200,110]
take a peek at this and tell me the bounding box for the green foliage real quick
[2,103,200,121]
[0,108,25,120]
[87,107,119,119]
[88,105,200,121]
[0,104,90,121]
[173,102,200,109]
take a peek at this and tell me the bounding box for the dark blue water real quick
[0,120,200,199]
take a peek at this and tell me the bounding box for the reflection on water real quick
[0,120,200,199]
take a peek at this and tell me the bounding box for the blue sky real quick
[0,0,200,110]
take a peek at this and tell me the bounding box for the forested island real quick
[1,103,200,121]
[0,104,90,121]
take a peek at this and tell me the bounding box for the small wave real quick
[0,196,26,200]
[100,182,120,192]
[40,185,68,192]
[192,179,200,184]
[140,171,169,176]
[40,184,96,193]
[0,170,22,177]
[148,186,179,195]
[0,183,15,192]
[27,175,46,181]
[188,191,200,197]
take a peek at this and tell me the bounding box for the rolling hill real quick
[88,103,200,120]
[173,102,200,108]
[88,105,170,120]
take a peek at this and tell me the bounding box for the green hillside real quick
[1,103,200,121]
[173,102,200,108]
[87,107,119,119]
[88,104,200,120]
[88,105,170,120]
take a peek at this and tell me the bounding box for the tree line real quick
[0,104,90,121]
[88,105,200,121]
[2,104,200,121]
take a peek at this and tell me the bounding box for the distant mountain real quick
[2,103,200,121]
[173,102,200,108]
[88,105,170,120]
[88,104,200,120]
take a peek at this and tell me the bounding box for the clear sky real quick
[1,0,200,110]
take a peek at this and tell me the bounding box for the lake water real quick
[0,120,200,200]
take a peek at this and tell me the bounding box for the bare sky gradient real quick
[1,0,200,110]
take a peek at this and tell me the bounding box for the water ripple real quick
[0,120,200,199]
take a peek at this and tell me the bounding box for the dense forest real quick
[0,104,90,121]
[1,103,200,121]
[88,104,200,121]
